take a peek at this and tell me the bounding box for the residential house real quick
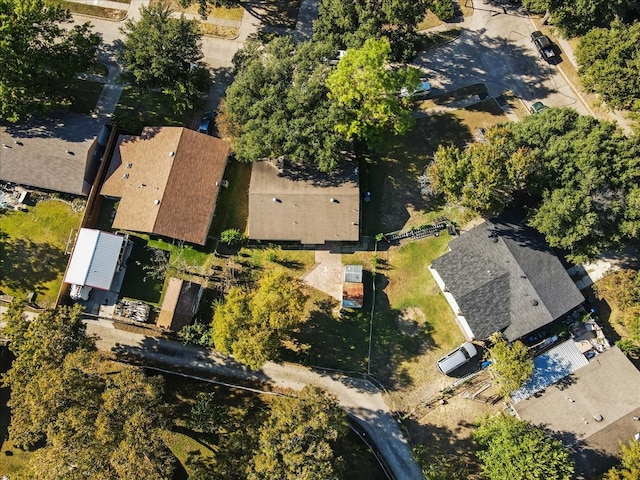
[248,158,360,244]
[514,346,640,477]
[0,114,108,195]
[430,219,584,342]
[157,277,203,332]
[101,127,229,245]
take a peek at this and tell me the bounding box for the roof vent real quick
[330,197,338,203]
[126,163,133,168]
[169,151,175,157]
[122,173,129,179]
[492,236,499,243]
[531,299,539,306]
[520,275,527,279]
[272,197,281,203]
[154,199,160,205]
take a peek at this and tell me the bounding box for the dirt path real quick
[84,319,425,480]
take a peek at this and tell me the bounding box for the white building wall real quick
[429,265,476,341]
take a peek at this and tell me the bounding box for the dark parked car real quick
[530,101,548,114]
[198,111,215,135]
[531,31,556,61]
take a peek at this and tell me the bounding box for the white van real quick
[437,342,478,375]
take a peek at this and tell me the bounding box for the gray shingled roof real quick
[0,113,102,195]
[431,219,584,341]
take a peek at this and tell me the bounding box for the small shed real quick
[157,278,203,332]
[342,265,364,309]
[64,228,128,299]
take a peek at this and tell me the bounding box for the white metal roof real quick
[344,265,363,283]
[511,340,589,403]
[64,228,124,290]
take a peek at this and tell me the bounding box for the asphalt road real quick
[414,0,591,115]
[84,319,425,480]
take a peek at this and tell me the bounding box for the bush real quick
[220,228,246,245]
[433,0,456,22]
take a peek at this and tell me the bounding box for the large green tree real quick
[576,21,640,112]
[594,269,640,357]
[0,0,99,121]
[427,126,538,215]
[425,108,640,262]
[312,0,429,61]
[486,333,533,397]
[326,37,420,146]
[1,305,174,479]
[212,269,307,368]
[474,415,574,480]
[248,386,348,480]
[222,37,347,172]
[522,0,636,37]
[117,2,207,113]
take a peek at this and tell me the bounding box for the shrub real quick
[433,0,456,22]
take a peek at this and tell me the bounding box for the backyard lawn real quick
[0,200,82,307]
[112,88,194,135]
[289,98,506,398]
[209,159,252,236]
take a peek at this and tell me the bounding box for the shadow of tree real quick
[552,428,618,479]
[0,235,67,295]
[240,0,301,31]
[404,419,483,477]
[361,113,473,235]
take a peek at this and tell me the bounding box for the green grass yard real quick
[209,159,252,236]
[112,88,194,135]
[289,101,507,393]
[0,200,82,307]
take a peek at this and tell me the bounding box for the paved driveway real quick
[414,0,590,115]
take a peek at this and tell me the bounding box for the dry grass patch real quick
[501,90,529,120]
[53,0,127,19]
[200,23,239,38]
[151,0,244,21]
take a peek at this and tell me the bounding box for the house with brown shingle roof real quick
[248,159,360,244]
[101,127,230,245]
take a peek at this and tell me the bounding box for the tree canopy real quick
[1,304,174,479]
[117,2,208,113]
[522,0,637,37]
[604,440,640,480]
[249,386,348,480]
[486,333,533,397]
[221,36,347,172]
[312,0,429,61]
[474,415,574,480]
[576,21,640,113]
[594,269,640,357]
[425,108,640,262]
[0,0,99,121]
[326,37,420,146]
[211,268,307,368]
